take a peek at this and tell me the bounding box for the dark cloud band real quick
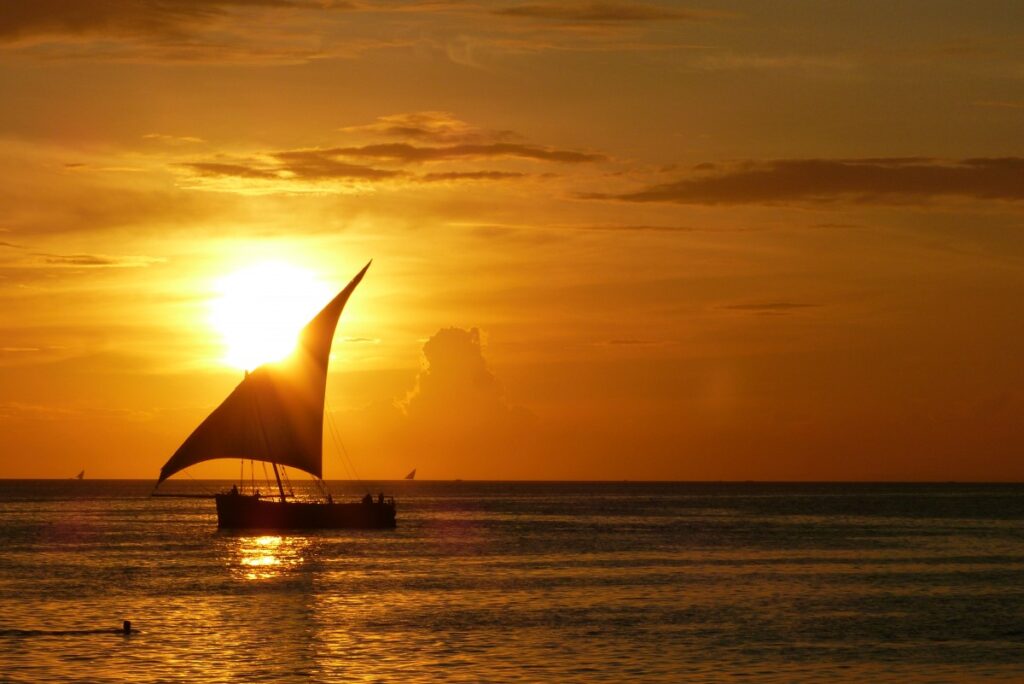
[592,157,1024,205]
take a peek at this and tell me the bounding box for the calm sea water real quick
[0,480,1022,682]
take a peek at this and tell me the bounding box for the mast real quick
[272,463,287,501]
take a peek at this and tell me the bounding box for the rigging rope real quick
[279,464,295,498]
[325,397,361,483]
[182,469,218,496]
[260,461,271,495]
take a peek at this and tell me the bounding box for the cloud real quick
[339,111,519,145]
[180,155,400,185]
[0,1,344,43]
[571,224,698,233]
[0,0,376,64]
[143,133,206,145]
[600,338,669,346]
[721,302,817,315]
[973,100,1024,110]
[34,252,165,268]
[270,150,403,180]
[0,400,154,421]
[495,2,725,23]
[328,142,605,163]
[420,171,526,182]
[401,327,523,427]
[178,118,604,192]
[590,157,1024,206]
[335,326,536,479]
[184,161,282,180]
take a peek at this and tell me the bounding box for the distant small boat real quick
[153,262,395,530]
[75,470,84,480]
[405,468,416,480]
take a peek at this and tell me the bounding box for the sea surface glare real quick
[0,481,1022,682]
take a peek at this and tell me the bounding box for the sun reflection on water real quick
[230,535,310,580]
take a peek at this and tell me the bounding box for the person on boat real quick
[362,493,373,504]
[326,493,333,504]
[230,484,238,496]
[377,492,384,505]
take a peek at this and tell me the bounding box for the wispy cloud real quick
[270,150,405,180]
[721,302,817,315]
[597,338,673,346]
[589,157,1024,206]
[420,170,526,182]
[181,155,400,186]
[178,115,605,191]
[571,224,698,233]
[495,2,728,23]
[972,100,1024,110]
[34,252,165,268]
[143,133,206,145]
[0,1,350,43]
[339,111,519,145]
[0,0,380,64]
[327,142,605,163]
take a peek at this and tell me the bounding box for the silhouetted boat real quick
[405,468,416,480]
[75,470,84,480]
[153,261,395,530]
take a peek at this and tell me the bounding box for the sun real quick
[209,261,332,371]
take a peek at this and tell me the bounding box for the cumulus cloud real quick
[590,157,1024,206]
[401,327,520,426]
[336,327,535,479]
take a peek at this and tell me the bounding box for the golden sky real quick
[1,1,1023,480]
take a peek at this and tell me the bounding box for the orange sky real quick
[1,1,1023,480]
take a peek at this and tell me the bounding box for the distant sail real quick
[158,262,370,484]
[76,470,84,480]
[405,468,416,480]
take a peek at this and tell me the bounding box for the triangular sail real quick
[158,262,370,484]
[405,468,416,480]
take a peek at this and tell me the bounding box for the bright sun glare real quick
[210,261,332,371]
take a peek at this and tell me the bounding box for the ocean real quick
[0,480,1022,682]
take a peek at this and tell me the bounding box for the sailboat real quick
[405,468,416,480]
[75,470,84,480]
[154,261,395,530]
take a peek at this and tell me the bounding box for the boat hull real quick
[215,493,396,530]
